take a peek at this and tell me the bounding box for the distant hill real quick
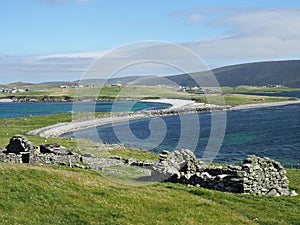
[166,60,300,88]
[212,60,300,87]
[7,81,36,87]
[1,60,300,88]
[81,60,300,88]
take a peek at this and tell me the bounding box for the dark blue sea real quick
[63,92,300,166]
[64,104,300,166]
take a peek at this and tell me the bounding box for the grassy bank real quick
[0,163,299,225]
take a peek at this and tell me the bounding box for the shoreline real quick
[27,99,300,138]
[140,98,195,109]
[230,100,300,110]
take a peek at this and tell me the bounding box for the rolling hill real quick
[79,60,300,88]
[167,60,300,88]
[1,60,300,88]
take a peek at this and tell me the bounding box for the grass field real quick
[193,93,296,106]
[0,86,191,101]
[0,163,299,225]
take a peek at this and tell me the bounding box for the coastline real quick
[27,98,300,138]
[230,100,300,110]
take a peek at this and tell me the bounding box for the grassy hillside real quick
[0,163,299,225]
[167,60,300,88]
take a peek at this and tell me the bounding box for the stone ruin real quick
[150,149,297,196]
[0,135,297,196]
[5,135,36,154]
[0,135,126,170]
[0,135,80,166]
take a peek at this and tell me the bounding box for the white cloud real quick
[179,8,300,66]
[189,14,203,23]
[2,8,300,83]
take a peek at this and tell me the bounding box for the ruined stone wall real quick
[241,155,290,196]
[151,150,297,196]
[0,152,23,164]
[0,135,81,166]
[29,153,81,166]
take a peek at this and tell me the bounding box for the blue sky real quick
[1,0,300,83]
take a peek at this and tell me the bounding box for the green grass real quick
[2,85,298,108]
[0,113,92,150]
[108,148,159,161]
[194,94,296,106]
[222,85,300,93]
[0,163,299,225]
[0,85,191,101]
[0,113,159,162]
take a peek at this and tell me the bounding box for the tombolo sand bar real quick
[27,99,300,138]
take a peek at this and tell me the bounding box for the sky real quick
[1,0,300,83]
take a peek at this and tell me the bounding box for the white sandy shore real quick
[141,98,195,109]
[0,99,13,103]
[27,99,300,138]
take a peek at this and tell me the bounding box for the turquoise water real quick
[0,101,171,118]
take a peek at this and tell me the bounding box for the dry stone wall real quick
[151,149,297,196]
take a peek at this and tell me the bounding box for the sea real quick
[1,93,300,166]
[0,101,171,118]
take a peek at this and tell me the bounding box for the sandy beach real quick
[28,98,300,138]
[141,98,195,109]
[0,99,13,103]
